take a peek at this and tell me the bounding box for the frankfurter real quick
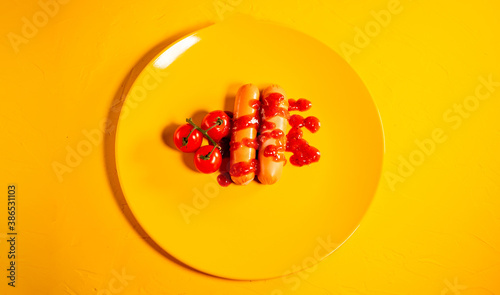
[257,85,289,184]
[229,84,260,185]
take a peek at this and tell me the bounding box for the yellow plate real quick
[114,17,384,280]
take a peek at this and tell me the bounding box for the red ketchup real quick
[230,138,258,151]
[261,93,289,120]
[230,141,242,151]
[217,158,232,187]
[258,129,286,163]
[232,114,259,131]
[249,99,260,110]
[260,120,276,131]
[264,144,286,162]
[217,173,232,187]
[219,96,320,186]
[288,98,312,112]
[304,116,320,133]
[226,100,261,186]
[258,93,289,163]
[286,135,320,167]
[286,98,320,167]
[230,159,258,177]
[242,137,258,149]
[289,114,304,128]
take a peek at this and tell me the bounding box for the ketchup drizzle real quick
[288,98,312,112]
[261,93,289,120]
[264,144,287,162]
[217,173,232,187]
[286,99,321,167]
[230,141,242,151]
[304,116,321,133]
[260,120,276,131]
[257,93,289,163]
[220,92,320,186]
[242,137,258,149]
[249,99,260,110]
[232,115,259,132]
[289,114,304,128]
[286,125,321,166]
[230,159,258,177]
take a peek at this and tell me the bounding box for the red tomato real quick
[201,111,232,142]
[194,145,222,174]
[173,124,203,153]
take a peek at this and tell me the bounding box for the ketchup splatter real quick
[228,110,260,183]
[286,99,321,167]
[217,173,232,187]
[264,144,286,162]
[230,159,258,177]
[232,114,259,132]
[286,134,320,166]
[249,99,260,109]
[258,128,287,163]
[261,93,289,119]
[287,127,303,141]
[304,116,321,133]
[289,114,304,128]
[286,133,320,166]
[258,129,285,145]
[288,98,312,112]
[217,158,232,187]
[288,144,320,167]
[242,137,258,149]
[260,120,276,131]
[219,94,320,186]
[230,141,242,151]
[258,93,288,163]
[231,138,258,151]
[270,129,284,138]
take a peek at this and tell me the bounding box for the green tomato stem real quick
[182,127,196,147]
[186,118,219,152]
[200,145,218,160]
[203,117,223,133]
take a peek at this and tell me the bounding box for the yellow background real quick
[1,0,499,294]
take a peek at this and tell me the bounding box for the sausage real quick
[257,85,289,184]
[229,84,260,185]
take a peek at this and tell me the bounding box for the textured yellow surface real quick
[1,0,499,294]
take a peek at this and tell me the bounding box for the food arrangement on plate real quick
[172,84,321,186]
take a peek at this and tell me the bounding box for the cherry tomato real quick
[194,145,222,174]
[173,124,203,153]
[201,110,232,142]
